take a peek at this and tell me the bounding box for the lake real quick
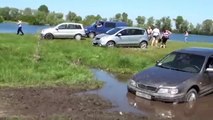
[0,22,49,34]
[0,22,213,43]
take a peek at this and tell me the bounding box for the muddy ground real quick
[0,87,150,120]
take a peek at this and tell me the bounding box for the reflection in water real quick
[80,69,213,119]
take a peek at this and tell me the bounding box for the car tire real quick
[106,41,115,47]
[44,33,54,40]
[89,32,95,38]
[74,34,82,40]
[184,88,198,102]
[139,41,148,49]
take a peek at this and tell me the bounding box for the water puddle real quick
[80,69,213,119]
[89,69,142,113]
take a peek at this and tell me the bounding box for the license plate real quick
[136,92,151,100]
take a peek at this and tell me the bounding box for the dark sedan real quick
[128,47,213,103]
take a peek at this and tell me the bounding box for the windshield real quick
[106,28,122,35]
[156,52,205,73]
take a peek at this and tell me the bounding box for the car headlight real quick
[129,79,136,87]
[157,88,178,95]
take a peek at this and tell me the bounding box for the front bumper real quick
[92,40,106,46]
[127,84,185,103]
[40,33,45,39]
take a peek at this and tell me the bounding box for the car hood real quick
[95,33,110,38]
[132,66,197,87]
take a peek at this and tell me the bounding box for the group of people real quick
[147,26,190,48]
[147,26,172,48]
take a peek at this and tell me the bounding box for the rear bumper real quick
[127,85,185,103]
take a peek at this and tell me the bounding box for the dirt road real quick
[0,87,147,120]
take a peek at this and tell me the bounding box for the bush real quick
[0,16,4,23]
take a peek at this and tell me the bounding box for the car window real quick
[106,27,122,35]
[95,21,104,28]
[58,24,67,29]
[67,24,82,29]
[158,52,205,73]
[105,22,116,28]
[131,29,144,35]
[138,29,145,35]
[119,29,129,36]
[159,53,176,65]
[122,29,144,35]
[206,57,213,68]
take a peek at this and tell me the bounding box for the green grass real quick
[0,33,212,88]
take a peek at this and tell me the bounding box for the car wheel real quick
[185,89,198,102]
[106,41,115,47]
[140,41,147,49]
[45,33,54,40]
[89,32,95,38]
[75,34,82,40]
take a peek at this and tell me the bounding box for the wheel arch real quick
[140,40,148,45]
[107,40,116,44]
[139,40,148,48]
[187,85,200,94]
[74,33,82,37]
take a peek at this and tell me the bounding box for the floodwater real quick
[85,69,213,120]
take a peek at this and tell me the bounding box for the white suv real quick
[41,22,86,40]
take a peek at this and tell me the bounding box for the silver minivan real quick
[41,22,86,40]
[92,27,148,49]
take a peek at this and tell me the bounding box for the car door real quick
[200,56,213,94]
[54,23,68,38]
[67,24,79,38]
[129,29,145,46]
[116,29,141,46]
[115,29,130,46]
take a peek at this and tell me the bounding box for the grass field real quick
[0,33,212,88]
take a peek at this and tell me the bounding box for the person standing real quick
[17,20,24,35]
[160,29,172,48]
[151,26,160,47]
[147,26,153,41]
[184,31,188,42]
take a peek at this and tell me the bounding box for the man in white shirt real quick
[17,20,24,35]
[151,27,160,47]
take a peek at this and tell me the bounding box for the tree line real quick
[0,5,213,35]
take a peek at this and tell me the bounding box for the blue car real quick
[85,21,128,38]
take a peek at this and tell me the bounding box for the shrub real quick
[0,16,4,23]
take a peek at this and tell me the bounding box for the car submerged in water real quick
[128,47,213,103]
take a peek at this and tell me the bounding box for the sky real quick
[0,0,212,25]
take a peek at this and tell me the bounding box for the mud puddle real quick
[81,69,213,120]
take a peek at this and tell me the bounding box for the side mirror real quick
[117,33,122,36]
[55,28,58,30]
[206,68,213,72]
